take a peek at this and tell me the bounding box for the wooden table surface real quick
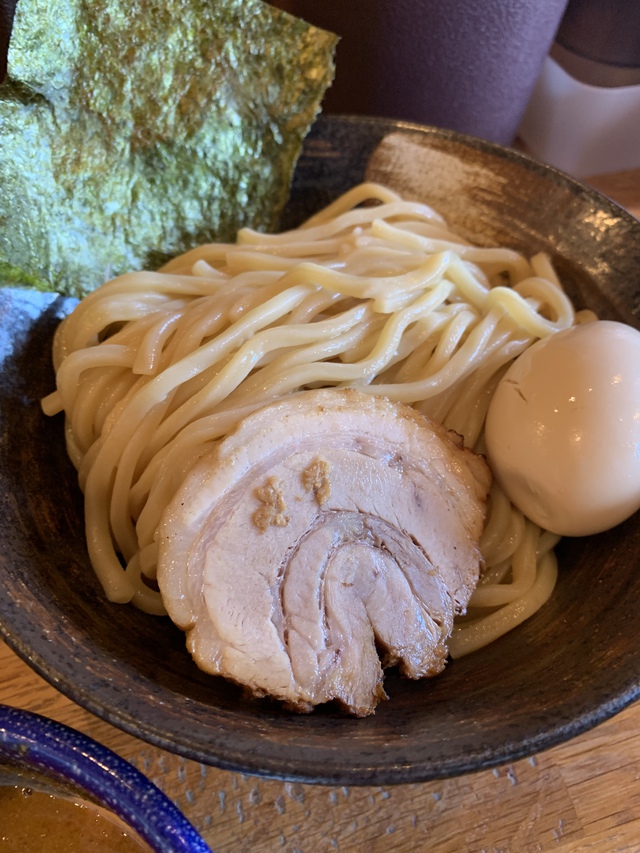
[1,167,639,853]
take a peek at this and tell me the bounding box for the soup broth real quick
[0,783,151,852]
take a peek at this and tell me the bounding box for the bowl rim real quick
[0,703,212,852]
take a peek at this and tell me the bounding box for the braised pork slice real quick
[157,389,491,716]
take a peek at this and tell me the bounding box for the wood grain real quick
[1,167,639,852]
[586,170,640,220]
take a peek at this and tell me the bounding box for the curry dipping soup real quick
[0,780,151,852]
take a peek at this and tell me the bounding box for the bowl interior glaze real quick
[0,115,639,785]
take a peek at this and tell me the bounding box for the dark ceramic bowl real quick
[0,704,211,851]
[0,115,639,785]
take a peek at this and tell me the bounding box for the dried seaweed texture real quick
[0,0,337,296]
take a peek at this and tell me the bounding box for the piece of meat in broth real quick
[157,388,491,716]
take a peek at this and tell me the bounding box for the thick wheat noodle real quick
[449,544,559,658]
[43,181,579,649]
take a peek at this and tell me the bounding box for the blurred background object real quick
[0,0,16,82]
[271,0,569,146]
[519,0,640,176]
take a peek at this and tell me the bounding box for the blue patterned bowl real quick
[0,704,212,852]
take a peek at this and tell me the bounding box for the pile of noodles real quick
[43,182,593,657]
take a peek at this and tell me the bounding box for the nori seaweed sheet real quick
[0,0,337,296]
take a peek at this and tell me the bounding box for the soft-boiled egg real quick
[485,320,640,537]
